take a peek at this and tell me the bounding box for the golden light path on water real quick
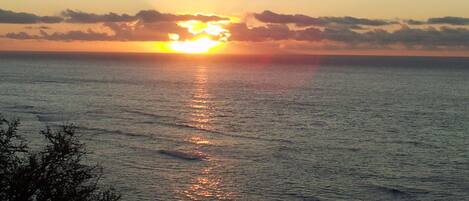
[182,66,234,200]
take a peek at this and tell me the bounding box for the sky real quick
[1,0,469,56]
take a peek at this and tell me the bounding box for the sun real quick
[167,20,231,54]
[169,37,222,54]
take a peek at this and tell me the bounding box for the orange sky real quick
[2,0,469,19]
[1,0,469,56]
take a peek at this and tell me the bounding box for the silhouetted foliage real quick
[0,114,121,201]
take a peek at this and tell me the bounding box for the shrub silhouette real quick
[0,115,121,201]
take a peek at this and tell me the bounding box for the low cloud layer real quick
[408,17,469,25]
[4,21,192,42]
[227,23,469,49]
[254,10,396,27]
[62,9,229,23]
[0,9,62,24]
[0,8,229,24]
[5,30,114,41]
[1,9,469,50]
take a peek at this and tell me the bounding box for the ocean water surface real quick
[0,52,468,200]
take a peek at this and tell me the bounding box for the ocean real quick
[1,52,468,200]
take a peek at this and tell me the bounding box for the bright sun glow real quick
[167,20,231,54]
[169,37,222,54]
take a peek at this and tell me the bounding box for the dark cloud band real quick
[407,17,469,25]
[0,9,62,24]
[226,23,469,49]
[0,8,229,24]
[254,10,397,27]
[428,17,469,25]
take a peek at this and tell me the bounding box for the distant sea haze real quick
[1,52,468,200]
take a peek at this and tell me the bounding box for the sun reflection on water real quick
[188,66,213,131]
[182,66,234,200]
[184,166,233,200]
[188,136,211,145]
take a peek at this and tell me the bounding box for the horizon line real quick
[1,50,468,59]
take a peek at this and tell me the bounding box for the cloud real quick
[61,9,135,23]
[292,27,323,41]
[4,32,40,39]
[254,10,321,26]
[320,16,395,26]
[0,8,229,24]
[227,23,295,41]
[405,17,469,26]
[226,22,469,49]
[323,26,469,49]
[3,21,193,41]
[404,19,426,25]
[0,9,63,24]
[2,9,469,50]
[38,29,115,41]
[103,21,192,41]
[3,29,114,41]
[24,26,51,30]
[134,10,229,23]
[5,22,469,50]
[427,17,469,25]
[254,10,396,27]
[61,9,229,23]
